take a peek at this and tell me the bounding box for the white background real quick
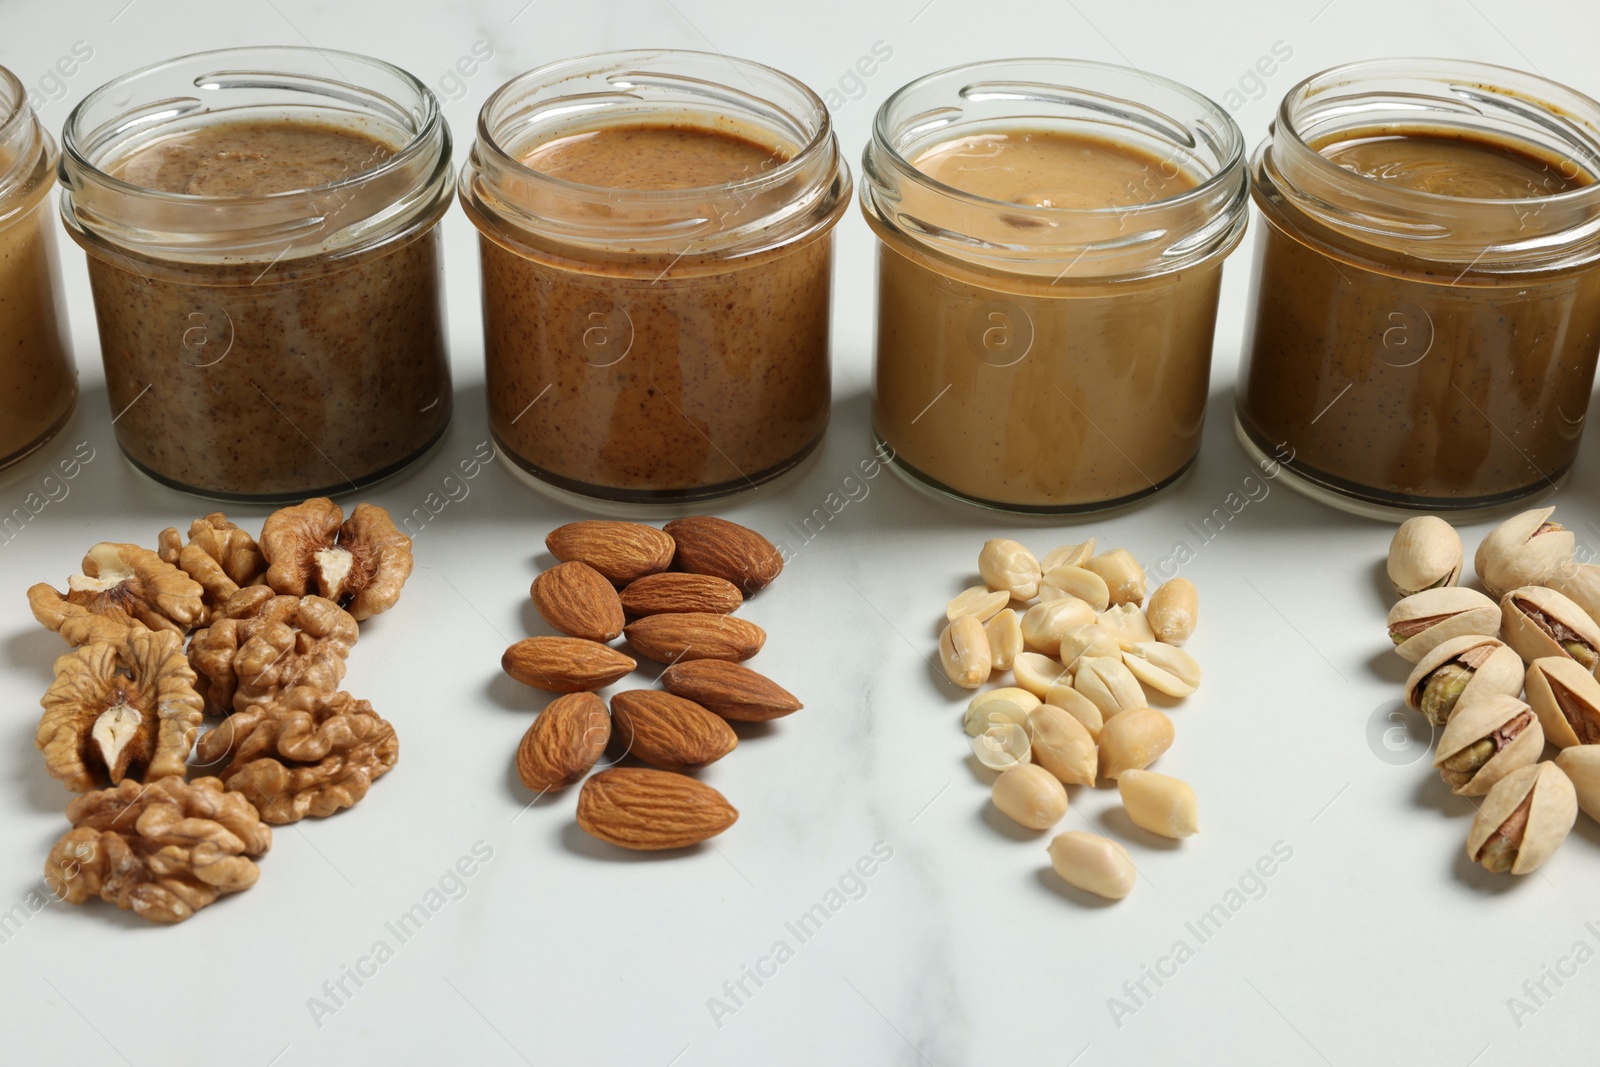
[3,1,1599,1064]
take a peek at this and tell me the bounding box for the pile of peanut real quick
[937,538,1202,901]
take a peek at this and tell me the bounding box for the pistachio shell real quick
[1547,563,1600,626]
[1402,635,1523,726]
[1524,657,1600,748]
[1074,656,1147,719]
[1476,508,1574,599]
[1122,642,1202,698]
[1500,586,1600,672]
[1027,704,1097,787]
[1388,516,1463,598]
[1431,693,1543,796]
[1467,762,1577,875]
[1553,746,1600,824]
[1385,587,1500,665]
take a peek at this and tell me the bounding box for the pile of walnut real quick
[501,517,800,851]
[27,499,411,923]
[937,539,1203,902]
[1385,507,1600,876]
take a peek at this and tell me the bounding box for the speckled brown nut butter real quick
[861,60,1248,513]
[58,48,454,501]
[460,51,849,503]
[1236,60,1600,515]
[0,65,76,470]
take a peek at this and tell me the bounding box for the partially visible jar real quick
[861,59,1249,513]
[459,50,849,504]
[0,64,76,471]
[1236,59,1600,517]
[59,47,454,501]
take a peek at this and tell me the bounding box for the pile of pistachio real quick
[1386,507,1600,875]
[936,538,1202,902]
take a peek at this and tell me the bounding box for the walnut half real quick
[197,686,398,824]
[261,499,414,621]
[36,629,204,792]
[44,776,271,923]
[158,513,267,624]
[28,542,205,646]
[188,589,358,715]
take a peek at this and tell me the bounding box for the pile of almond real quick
[502,517,801,850]
[937,538,1203,901]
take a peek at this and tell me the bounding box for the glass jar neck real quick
[58,46,452,266]
[1261,58,1600,272]
[859,58,1248,284]
[0,66,56,226]
[458,49,849,263]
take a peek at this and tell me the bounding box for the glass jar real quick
[1236,59,1600,517]
[861,59,1249,513]
[459,49,849,505]
[59,46,454,502]
[0,64,76,471]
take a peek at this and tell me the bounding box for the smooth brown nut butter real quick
[861,60,1249,513]
[461,52,849,503]
[59,48,454,501]
[0,66,76,470]
[1236,60,1600,514]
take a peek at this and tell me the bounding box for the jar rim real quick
[1272,56,1600,209]
[474,48,832,203]
[61,45,444,203]
[0,65,25,147]
[871,56,1246,219]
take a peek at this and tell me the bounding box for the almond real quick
[660,660,802,722]
[502,636,635,692]
[546,521,675,584]
[516,692,610,791]
[624,612,765,664]
[576,768,738,850]
[610,690,736,770]
[619,572,743,616]
[532,561,626,641]
[663,516,783,594]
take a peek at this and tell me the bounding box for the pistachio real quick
[1020,598,1095,656]
[1040,566,1110,612]
[1122,642,1202,698]
[1475,507,1574,599]
[1097,604,1157,650]
[1467,762,1577,875]
[963,688,1041,737]
[979,538,1042,601]
[1387,515,1462,598]
[1042,679,1104,740]
[1013,652,1069,699]
[1524,657,1600,748]
[1500,586,1600,672]
[1118,769,1198,838]
[984,608,1023,672]
[1432,694,1543,796]
[1547,562,1600,626]
[991,763,1068,830]
[1074,656,1147,719]
[1027,704,1097,786]
[939,615,992,689]
[1048,831,1136,900]
[1041,540,1095,571]
[1057,624,1122,672]
[1403,635,1523,727]
[971,723,1031,771]
[1146,578,1198,645]
[1098,707,1174,779]
[1553,746,1600,825]
[1082,549,1147,608]
[947,586,1010,623]
[1385,586,1500,665]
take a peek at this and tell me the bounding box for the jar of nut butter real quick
[59,47,454,501]
[459,50,849,505]
[0,64,76,472]
[1236,59,1600,517]
[861,59,1249,513]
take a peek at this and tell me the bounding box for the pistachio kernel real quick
[1420,663,1471,726]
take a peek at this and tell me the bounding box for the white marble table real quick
[3,2,1598,1064]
